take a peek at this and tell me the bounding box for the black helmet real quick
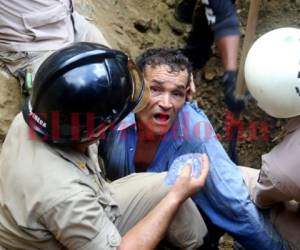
[22,42,146,144]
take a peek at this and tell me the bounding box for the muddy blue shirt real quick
[99,102,286,250]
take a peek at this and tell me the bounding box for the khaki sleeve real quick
[40,189,121,250]
[252,168,293,209]
[254,129,300,206]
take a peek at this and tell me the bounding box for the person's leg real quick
[181,2,214,69]
[240,166,300,249]
[110,172,207,249]
[196,206,225,250]
[72,11,110,47]
[0,51,53,93]
[239,166,260,195]
[175,0,197,24]
[269,201,300,250]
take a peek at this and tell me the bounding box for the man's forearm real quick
[118,192,182,250]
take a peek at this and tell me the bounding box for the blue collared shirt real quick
[99,102,286,250]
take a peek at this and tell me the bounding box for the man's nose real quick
[158,93,172,109]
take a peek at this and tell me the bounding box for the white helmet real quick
[244,27,300,118]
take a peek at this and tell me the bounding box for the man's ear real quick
[186,73,196,101]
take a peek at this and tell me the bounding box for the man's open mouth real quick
[153,113,170,123]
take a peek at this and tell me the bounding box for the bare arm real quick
[215,35,239,71]
[118,155,209,250]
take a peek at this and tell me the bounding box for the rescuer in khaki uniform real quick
[241,27,300,250]
[0,43,209,249]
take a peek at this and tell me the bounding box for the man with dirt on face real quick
[0,43,209,249]
[0,0,110,95]
[240,27,300,250]
[175,0,244,113]
[99,48,288,250]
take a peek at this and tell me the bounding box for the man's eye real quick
[150,86,160,93]
[173,91,184,97]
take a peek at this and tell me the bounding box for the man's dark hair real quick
[136,48,192,84]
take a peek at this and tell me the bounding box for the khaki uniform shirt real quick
[0,114,122,249]
[253,116,300,207]
[0,0,74,51]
